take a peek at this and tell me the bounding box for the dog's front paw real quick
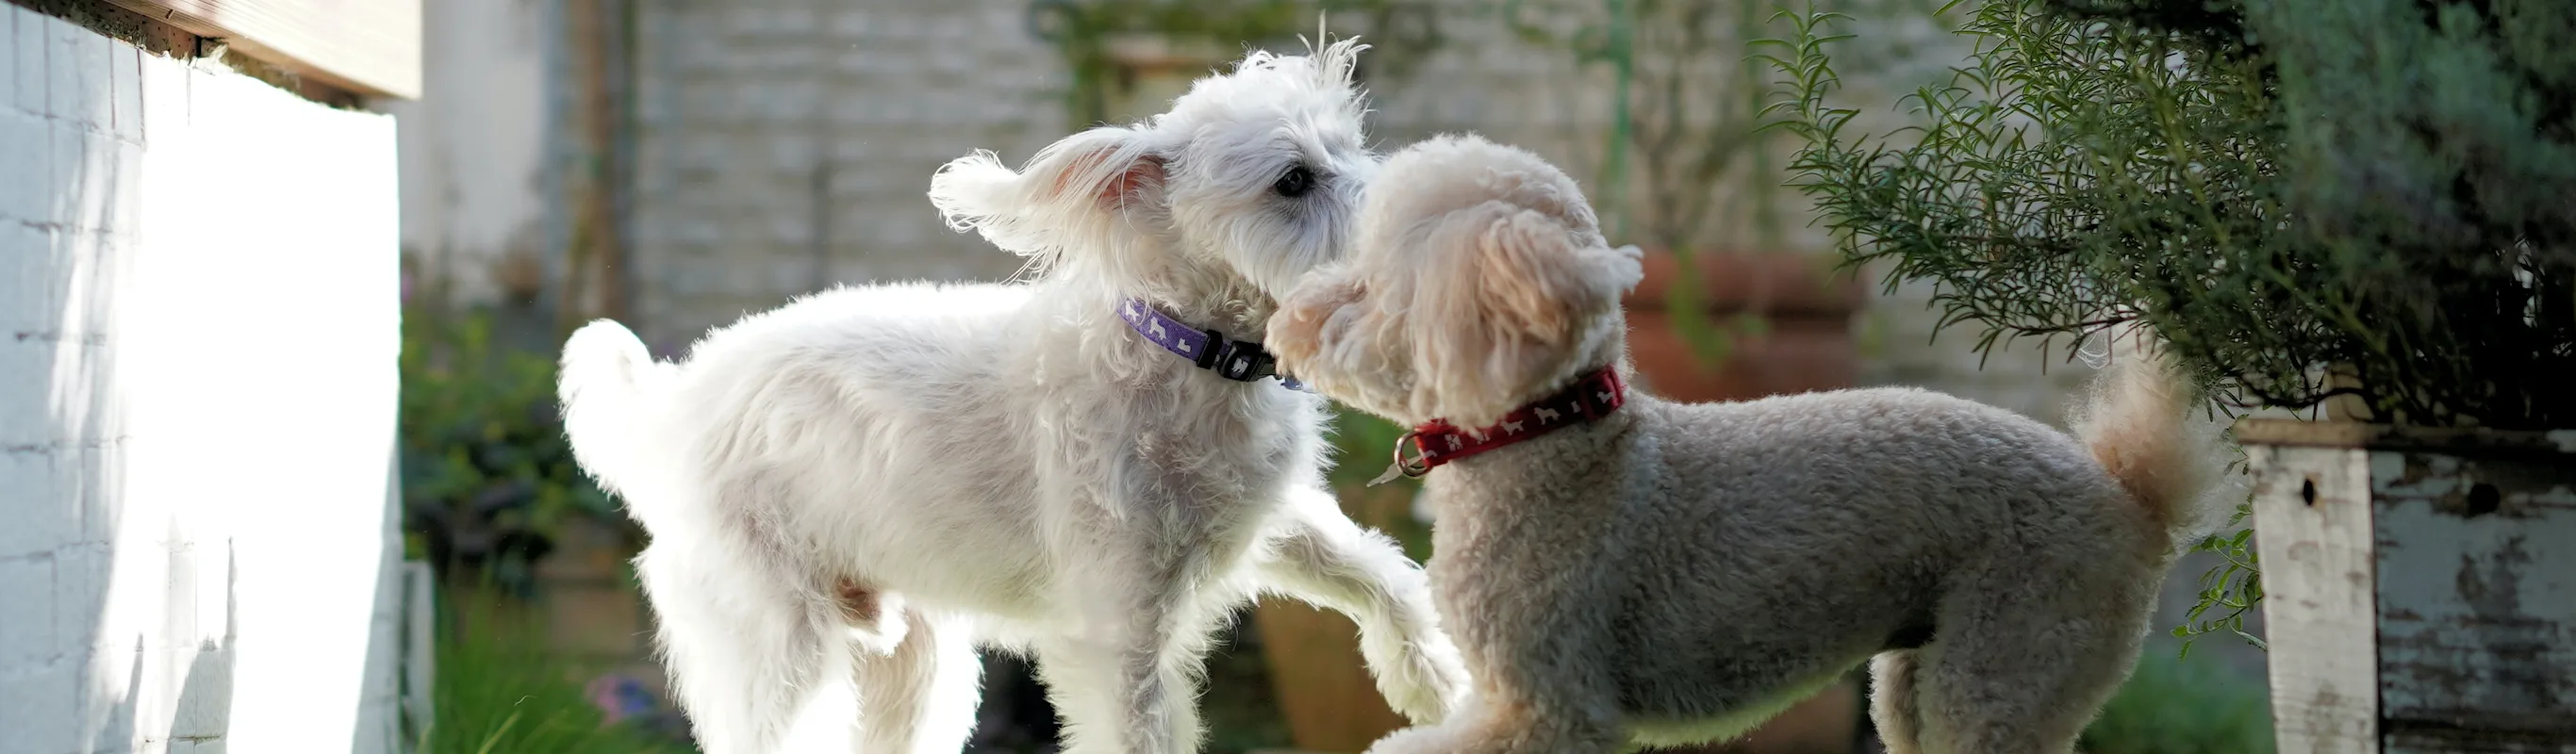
[1377,630,1470,725]
[1363,725,1457,754]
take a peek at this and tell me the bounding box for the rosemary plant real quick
[1763,0,2576,429]
[1761,0,2576,650]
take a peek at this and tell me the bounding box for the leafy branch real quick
[1760,0,2576,431]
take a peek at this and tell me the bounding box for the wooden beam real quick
[92,0,420,99]
[2233,418,2576,458]
[2249,442,2381,753]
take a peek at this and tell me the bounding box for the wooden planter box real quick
[2237,419,2576,753]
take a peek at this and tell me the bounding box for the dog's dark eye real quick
[1274,166,1316,198]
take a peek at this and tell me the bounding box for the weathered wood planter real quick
[2237,419,2576,753]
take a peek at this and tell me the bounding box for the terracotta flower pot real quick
[1622,248,1867,404]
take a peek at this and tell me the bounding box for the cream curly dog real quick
[1264,134,2240,754]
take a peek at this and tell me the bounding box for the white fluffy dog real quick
[1264,134,2239,754]
[556,41,1464,754]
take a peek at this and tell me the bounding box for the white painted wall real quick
[0,7,405,753]
[379,0,553,305]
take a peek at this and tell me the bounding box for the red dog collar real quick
[1371,367,1627,484]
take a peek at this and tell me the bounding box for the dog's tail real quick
[2067,327,2245,556]
[559,320,675,525]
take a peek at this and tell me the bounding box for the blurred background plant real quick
[1503,0,1944,366]
[421,587,687,754]
[400,293,632,597]
[1763,0,2576,428]
[1324,409,1433,556]
[2078,649,2275,754]
[400,256,691,750]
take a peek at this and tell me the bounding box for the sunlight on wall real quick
[0,6,402,752]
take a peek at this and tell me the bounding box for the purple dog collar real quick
[1117,299,1310,391]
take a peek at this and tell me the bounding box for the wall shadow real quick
[4,4,140,752]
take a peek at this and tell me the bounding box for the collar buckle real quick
[1122,298,1305,390]
[1205,333,1279,382]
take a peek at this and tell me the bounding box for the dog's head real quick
[928,39,1375,321]
[1266,134,1643,427]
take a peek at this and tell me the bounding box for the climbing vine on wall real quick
[1025,0,1442,127]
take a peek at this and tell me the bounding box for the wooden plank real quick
[400,560,435,741]
[2234,418,2576,458]
[93,0,420,99]
[2370,449,2576,753]
[2250,443,2382,753]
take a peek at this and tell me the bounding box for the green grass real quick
[421,590,689,754]
[2078,648,2274,754]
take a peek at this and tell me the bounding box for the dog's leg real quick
[635,544,842,754]
[1032,566,1222,754]
[1363,686,1627,754]
[1869,651,1925,754]
[1363,486,1635,754]
[1911,555,2156,754]
[1253,485,1468,723]
[850,606,986,754]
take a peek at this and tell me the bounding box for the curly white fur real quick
[1267,134,2241,754]
[559,41,1465,754]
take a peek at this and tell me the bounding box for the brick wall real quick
[611,0,1687,351]
[605,0,1945,348]
[0,5,405,752]
[623,0,1067,351]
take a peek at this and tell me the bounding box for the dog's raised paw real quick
[1383,633,1470,725]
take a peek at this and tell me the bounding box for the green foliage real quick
[1028,0,1425,127]
[1325,407,1412,491]
[1761,0,2576,430]
[2078,648,2274,754]
[422,590,685,754]
[1325,408,1435,559]
[2173,501,2264,655]
[400,305,625,593]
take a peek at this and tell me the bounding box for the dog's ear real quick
[1408,205,1641,426]
[928,126,1167,257]
[1478,217,1639,344]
